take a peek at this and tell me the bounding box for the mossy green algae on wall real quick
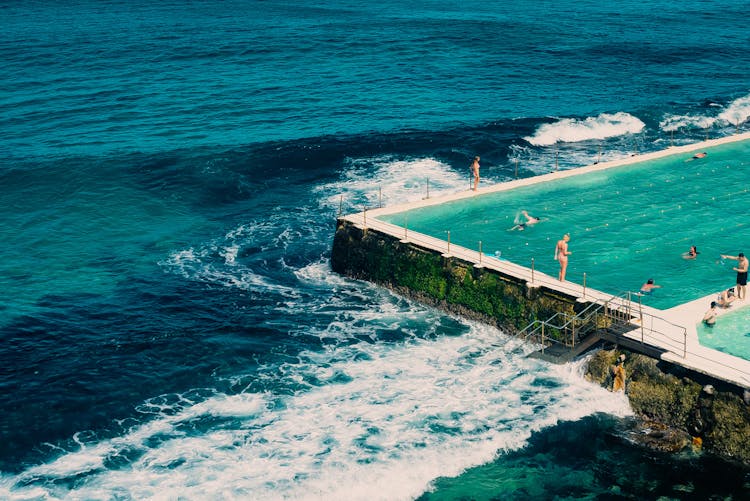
[586,350,750,466]
[331,219,580,334]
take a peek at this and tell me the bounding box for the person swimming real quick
[509,210,540,231]
[682,245,699,259]
[702,301,718,326]
[639,278,661,294]
[685,151,708,162]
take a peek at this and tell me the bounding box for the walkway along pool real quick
[378,138,750,310]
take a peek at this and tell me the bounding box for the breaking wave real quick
[524,112,646,147]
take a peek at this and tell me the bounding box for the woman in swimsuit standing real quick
[470,156,480,191]
[555,233,571,281]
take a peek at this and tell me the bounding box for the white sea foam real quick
[316,156,470,215]
[524,112,646,146]
[660,93,750,132]
[717,93,750,126]
[659,113,717,132]
[159,219,301,297]
[1,317,631,500]
[508,138,631,176]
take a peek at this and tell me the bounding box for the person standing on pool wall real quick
[720,252,748,299]
[470,156,480,191]
[555,233,571,281]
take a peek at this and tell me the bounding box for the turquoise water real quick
[3,0,750,498]
[697,304,750,359]
[380,140,750,309]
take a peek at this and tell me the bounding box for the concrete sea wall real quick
[331,219,584,340]
[331,218,750,466]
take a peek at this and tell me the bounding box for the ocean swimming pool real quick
[697,304,750,360]
[379,139,750,310]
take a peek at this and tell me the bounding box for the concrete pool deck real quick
[369,130,750,218]
[659,294,750,389]
[342,132,750,390]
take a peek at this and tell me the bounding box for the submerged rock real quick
[629,419,691,453]
[585,349,750,466]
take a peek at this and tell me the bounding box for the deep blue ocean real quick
[2,0,749,498]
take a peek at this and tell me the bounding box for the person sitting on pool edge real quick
[639,278,661,294]
[509,210,540,231]
[702,301,718,327]
[682,245,699,259]
[717,287,737,308]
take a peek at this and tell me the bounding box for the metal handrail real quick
[520,291,688,358]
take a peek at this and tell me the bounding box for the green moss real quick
[332,220,579,332]
[706,393,750,462]
[584,349,750,465]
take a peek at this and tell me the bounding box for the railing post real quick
[426,178,430,199]
[583,272,586,298]
[514,158,519,179]
[638,295,644,344]
[572,322,576,348]
[404,216,408,240]
[478,241,482,265]
[683,330,687,358]
[531,258,535,284]
[447,230,450,254]
[338,194,343,217]
[541,323,545,354]
[378,186,382,208]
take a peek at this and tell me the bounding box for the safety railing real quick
[520,291,689,359]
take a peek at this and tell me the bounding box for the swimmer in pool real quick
[685,151,708,162]
[639,278,661,294]
[702,301,718,326]
[509,210,541,231]
[682,245,699,259]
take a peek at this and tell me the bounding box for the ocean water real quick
[1,0,749,498]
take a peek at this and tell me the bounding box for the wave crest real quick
[524,112,646,147]
[660,93,750,132]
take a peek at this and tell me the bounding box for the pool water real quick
[697,304,750,360]
[379,140,750,309]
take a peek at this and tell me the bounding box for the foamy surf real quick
[660,92,750,132]
[524,112,646,146]
[316,156,472,213]
[1,314,632,500]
